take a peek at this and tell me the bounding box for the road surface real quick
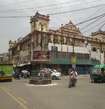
[0,75,105,109]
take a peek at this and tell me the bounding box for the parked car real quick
[38,68,51,79]
[38,68,61,80]
[21,70,30,78]
[49,69,61,80]
[90,64,105,83]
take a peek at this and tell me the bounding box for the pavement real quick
[0,75,105,109]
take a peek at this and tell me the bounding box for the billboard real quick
[33,51,49,61]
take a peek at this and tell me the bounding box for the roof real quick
[92,30,105,36]
[30,12,49,23]
[58,20,82,36]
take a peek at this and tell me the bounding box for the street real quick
[0,75,105,109]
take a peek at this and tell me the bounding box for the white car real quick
[21,70,30,78]
[50,69,61,80]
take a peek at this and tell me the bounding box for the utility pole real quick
[40,23,43,69]
[71,35,76,69]
[31,35,34,62]
[40,24,43,51]
[61,24,63,52]
[67,34,69,58]
[99,39,102,64]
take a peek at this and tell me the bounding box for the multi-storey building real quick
[0,53,9,64]
[9,12,105,74]
[91,30,105,64]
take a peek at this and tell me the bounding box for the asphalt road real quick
[0,75,105,109]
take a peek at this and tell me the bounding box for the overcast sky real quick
[0,0,105,53]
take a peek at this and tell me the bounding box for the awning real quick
[17,62,31,67]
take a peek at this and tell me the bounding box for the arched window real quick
[53,36,58,44]
[39,22,43,31]
[60,37,64,44]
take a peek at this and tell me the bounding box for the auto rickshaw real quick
[90,64,105,83]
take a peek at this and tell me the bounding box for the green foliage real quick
[0,65,13,75]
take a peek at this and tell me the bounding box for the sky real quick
[0,0,105,53]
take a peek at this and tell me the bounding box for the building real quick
[91,30,105,64]
[0,53,9,64]
[9,12,105,74]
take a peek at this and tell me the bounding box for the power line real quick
[0,0,104,12]
[49,3,105,15]
[98,21,105,30]
[0,16,30,18]
[82,19,105,33]
[0,1,82,12]
[81,14,105,31]
[0,3,105,18]
[80,7,104,30]
[76,12,105,25]
[33,0,102,12]
[83,6,103,20]
[76,13,105,34]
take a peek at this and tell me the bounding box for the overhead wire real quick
[82,19,105,33]
[0,0,104,13]
[32,0,102,12]
[0,3,105,18]
[76,12,105,25]
[83,6,104,20]
[81,16,105,32]
[0,16,30,18]
[98,21,105,30]
[0,1,85,12]
[0,0,105,34]
[80,12,105,31]
[76,6,105,33]
[16,0,97,7]
[76,13,105,34]
[48,3,105,15]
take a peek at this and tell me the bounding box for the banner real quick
[71,53,77,64]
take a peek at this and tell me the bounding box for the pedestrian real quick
[68,68,78,88]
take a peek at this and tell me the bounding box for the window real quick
[60,37,64,44]
[53,36,58,44]
[92,47,97,52]
[51,46,58,52]
[51,46,58,57]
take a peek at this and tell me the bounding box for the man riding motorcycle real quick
[68,68,78,88]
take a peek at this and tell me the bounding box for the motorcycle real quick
[68,77,77,88]
[68,71,78,88]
